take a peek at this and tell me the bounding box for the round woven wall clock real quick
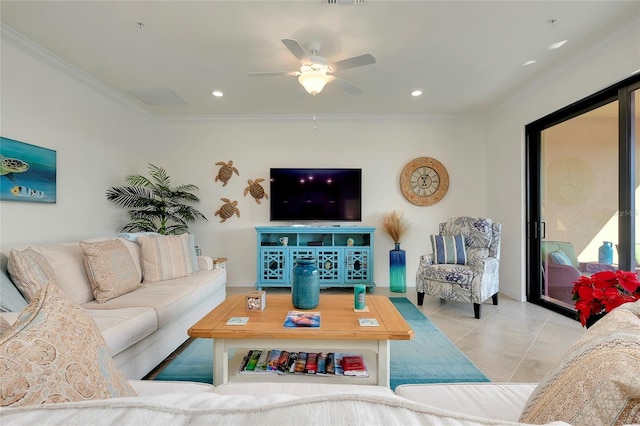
[400,157,449,206]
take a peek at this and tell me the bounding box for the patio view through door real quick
[526,76,639,318]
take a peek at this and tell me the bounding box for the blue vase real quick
[598,241,613,265]
[390,243,406,293]
[292,257,319,309]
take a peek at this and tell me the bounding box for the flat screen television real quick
[269,168,362,222]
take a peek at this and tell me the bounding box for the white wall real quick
[0,38,151,248]
[486,20,640,301]
[1,33,489,290]
[152,117,487,287]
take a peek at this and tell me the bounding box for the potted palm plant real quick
[106,163,207,235]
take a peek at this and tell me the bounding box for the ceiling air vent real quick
[326,0,365,5]
[128,89,186,106]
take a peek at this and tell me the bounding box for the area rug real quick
[153,297,489,390]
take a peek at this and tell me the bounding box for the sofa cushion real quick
[431,234,466,265]
[395,383,537,422]
[82,283,199,328]
[420,264,474,286]
[519,300,640,425]
[7,248,61,302]
[0,283,136,407]
[80,239,142,303]
[138,234,194,283]
[0,269,27,312]
[31,242,95,304]
[85,307,157,357]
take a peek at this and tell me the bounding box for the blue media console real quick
[255,226,376,292]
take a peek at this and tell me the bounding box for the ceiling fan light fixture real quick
[298,69,331,96]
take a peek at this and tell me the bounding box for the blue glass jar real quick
[292,257,319,309]
[598,241,613,265]
[390,243,406,293]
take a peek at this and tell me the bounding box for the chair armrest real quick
[197,255,214,271]
[419,254,434,266]
[579,262,617,275]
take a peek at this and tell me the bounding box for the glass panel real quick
[540,101,619,309]
[635,88,639,274]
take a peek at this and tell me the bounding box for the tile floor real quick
[226,286,585,383]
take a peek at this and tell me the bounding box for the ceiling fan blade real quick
[330,54,376,72]
[281,39,306,61]
[331,77,364,95]
[248,71,299,77]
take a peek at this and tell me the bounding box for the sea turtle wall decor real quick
[244,178,268,204]
[215,160,239,186]
[215,198,240,223]
[0,155,29,182]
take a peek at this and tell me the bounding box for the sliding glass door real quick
[526,75,639,317]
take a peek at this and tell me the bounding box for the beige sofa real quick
[0,233,226,379]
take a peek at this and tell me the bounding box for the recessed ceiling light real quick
[522,60,537,66]
[411,90,422,97]
[212,90,223,97]
[548,40,568,50]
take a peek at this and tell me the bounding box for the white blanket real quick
[0,392,570,426]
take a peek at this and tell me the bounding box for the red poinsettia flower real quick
[616,270,640,293]
[572,269,640,327]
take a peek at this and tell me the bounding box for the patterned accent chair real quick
[416,217,501,319]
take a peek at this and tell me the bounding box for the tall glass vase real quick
[390,243,406,293]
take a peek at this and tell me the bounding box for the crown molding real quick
[1,23,151,119]
[1,23,478,122]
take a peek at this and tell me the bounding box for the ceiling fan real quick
[249,39,376,96]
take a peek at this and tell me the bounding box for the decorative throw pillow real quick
[431,234,467,265]
[0,269,27,312]
[0,316,10,336]
[549,250,573,266]
[519,300,640,425]
[0,283,136,407]
[137,233,194,283]
[80,239,142,303]
[6,248,61,302]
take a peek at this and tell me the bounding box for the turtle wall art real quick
[214,160,239,187]
[244,178,268,204]
[215,198,240,223]
[0,137,56,203]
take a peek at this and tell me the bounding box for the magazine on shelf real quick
[342,354,369,377]
[252,350,271,374]
[325,353,335,375]
[316,352,327,375]
[304,352,318,374]
[244,349,262,372]
[294,352,308,373]
[286,351,298,373]
[266,349,282,372]
[237,350,253,373]
[276,350,291,374]
[283,310,321,328]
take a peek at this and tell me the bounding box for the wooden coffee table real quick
[188,294,414,386]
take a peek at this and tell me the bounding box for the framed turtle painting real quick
[0,137,56,203]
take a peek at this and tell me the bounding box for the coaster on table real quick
[353,306,369,312]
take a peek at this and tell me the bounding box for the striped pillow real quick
[7,248,61,302]
[137,234,194,283]
[431,234,467,265]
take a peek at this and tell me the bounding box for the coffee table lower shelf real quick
[227,348,378,385]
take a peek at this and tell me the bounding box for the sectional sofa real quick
[0,233,226,379]
[1,252,638,426]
